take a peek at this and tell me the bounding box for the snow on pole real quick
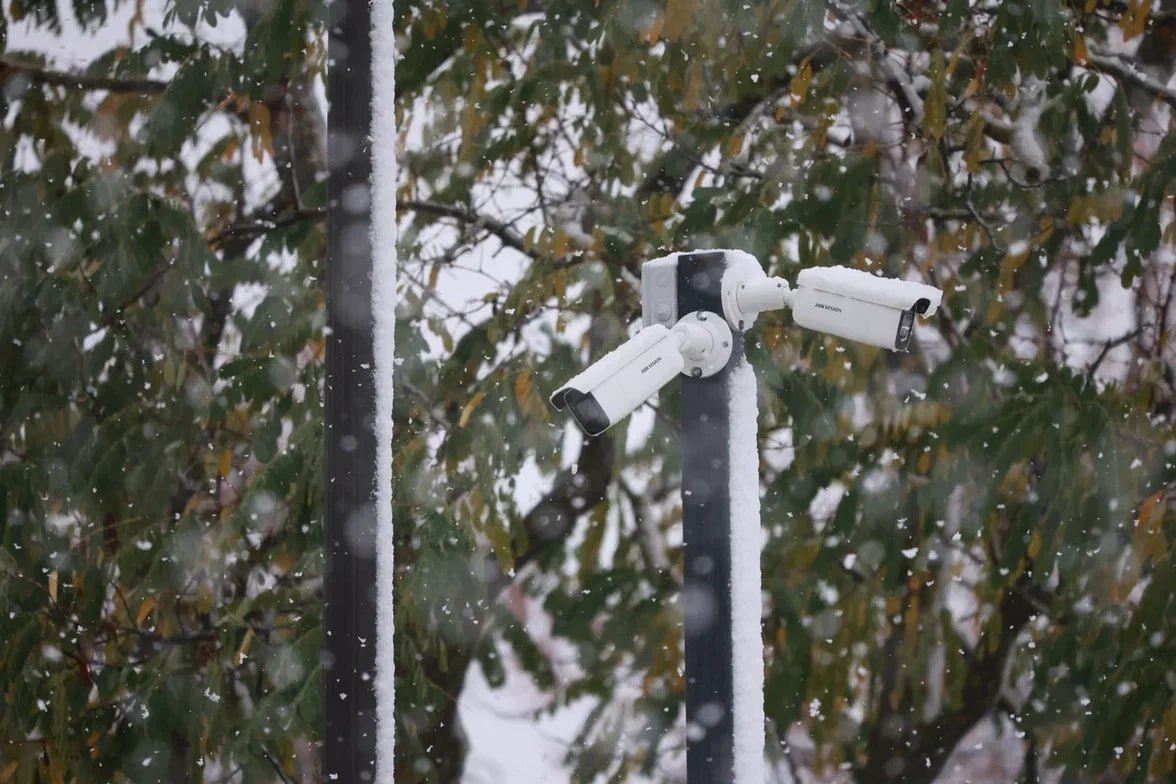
[727,355,765,783]
[371,0,398,779]
[720,249,767,782]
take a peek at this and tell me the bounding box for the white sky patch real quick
[370,0,398,777]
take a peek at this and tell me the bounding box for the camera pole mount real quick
[673,311,733,379]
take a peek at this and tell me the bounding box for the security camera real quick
[721,262,941,350]
[551,313,733,436]
[789,266,942,351]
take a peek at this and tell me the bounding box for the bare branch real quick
[1088,326,1145,376]
[400,198,532,257]
[401,198,591,266]
[207,207,326,248]
[0,56,168,94]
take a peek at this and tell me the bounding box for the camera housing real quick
[550,314,733,436]
[550,324,686,436]
[789,266,942,351]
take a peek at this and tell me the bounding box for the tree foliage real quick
[1,1,326,780]
[394,0,1176,781]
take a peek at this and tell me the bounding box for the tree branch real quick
[830,3,925,126]
[0,56,168,94]
[485,431,616,595]
[400,198,533,256]
[400,198,593,266]
[206,207,326,248]
[1085,49,1176,111]
[857,572,1048,784]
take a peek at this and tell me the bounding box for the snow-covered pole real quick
[670,252,766,784]
[371,0,399,779]
[553,251,942,782]
[324,0,393,780]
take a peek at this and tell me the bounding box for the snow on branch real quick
[400,198,590,262]
[0,55,168,94]
[829,4,925,125]
[1085,49,1176,111]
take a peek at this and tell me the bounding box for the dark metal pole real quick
[678,252,740,783]
[325,0,379,780]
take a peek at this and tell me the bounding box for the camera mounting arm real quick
[723,275,793,332]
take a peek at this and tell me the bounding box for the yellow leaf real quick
[998,245,1032,293]
[964,114,987,174]
[1133,488,1168,563]
[963,71,982,100]
[459,102,485,162]
[514,369,534,411]
[459,391,485,428]
[218,448,232,479]
[578,506,607,578]
[421,6,447,39]
[684,59,703,113]
[726,133,745,158]
[551,227,570,257]
[462,24,480,53]
[1073,31,1089,65]
[236,627,255,666]
[789,57,813,108]
[642,13,665,43]
[247,101,274,163]
[1120,0,1151,39]
[1027,529,1043,560]
[663,0,699,41]
[48,570,58,603]
[0,761,17,783]
[137,595,157,626]
[917,450,932,475]
[923,48,948,140]
[486,521,514,573]
[1084,0,1097,12]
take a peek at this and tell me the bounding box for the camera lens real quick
[894,309,916,351]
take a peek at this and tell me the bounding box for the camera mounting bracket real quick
[673,310,733,379]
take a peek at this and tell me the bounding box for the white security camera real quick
[550,313,733,436]
[789,266,942,351]
[721,261,942,351]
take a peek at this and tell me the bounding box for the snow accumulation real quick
[797,265,943,315]
[728,356,766,783]
[371,0,399,778]
[720,250,768,782]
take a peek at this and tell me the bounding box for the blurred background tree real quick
[393,0,1176,782]
[1,0,326,781]
[3,0,1176,782]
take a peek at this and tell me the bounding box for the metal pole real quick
[325,0,379,779]
[678,252,741,783]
